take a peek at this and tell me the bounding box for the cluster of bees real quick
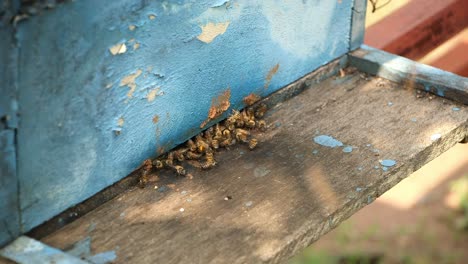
[139,103,268,187]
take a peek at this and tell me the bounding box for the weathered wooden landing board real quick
[40,70,467,264]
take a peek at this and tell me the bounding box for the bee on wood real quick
[214,124,224,140]
[174,148,187,162]
[255,103,267,118]
[173,165,186,176]
[211,139,219,150]
[245,119,256,128]
[165,152,175,167]
[187,139,197,152]
[204,127,214,143]
[246,107,255,120]
[220,138,236,149]
[225,122,236,132]
[248,138,258,150]
[256,120,267,131]
[185,151,203,160]
[235,128,250,143]
[139,159,153,187]
[195,134,211,153]
[222,129,231,139]
[152,159,164,169]
[241,110,250,122]
[201,152,216,169]
[235,118,245,128]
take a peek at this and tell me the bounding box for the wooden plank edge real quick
[27,55,349,241]
[349,0,368,51]
[267,123,468,263]
[0,236,89,264]
[348,45,468,105]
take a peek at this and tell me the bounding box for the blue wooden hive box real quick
[0,1,467,262]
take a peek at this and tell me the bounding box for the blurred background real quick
[292,0,468,263]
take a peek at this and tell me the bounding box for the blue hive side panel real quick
[0,3,20,245]
[16,0,354,231]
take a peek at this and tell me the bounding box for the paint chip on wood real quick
[120,69,143,98]
[197,22,230,43]
[109,43,127,55]
[313,135,343,148]
[128,25,136,31]
[147,88,162,102]
[117,117,124,127]
[148,14,156,20]
[133,42,140,50]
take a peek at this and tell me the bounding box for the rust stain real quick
[264,63,280,89]
[153,115,159,123]
[200,88,231,128]
[120,69,143,98]
[243,93,261,106]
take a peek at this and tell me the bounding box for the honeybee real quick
[165,152,174,167]
[235,128,250,143]
[245,119,256,128]
[211,139,219,149]
[174,148,187,162]
[256,120,267,131]
[204,128,213,142]
[195,134,210,153]
[220,138,235,148]
[142,159,153,171]
[187,139,197,152]
[222,129,231,139]
[214,124,223,140]
[246,107,255,119]
[235,119,244,128]
[139,159,153,187]
[248,138,258,150]
[152,159,164,169]
[185,151,202,160]
[201,152,216,169]
[225,122,236,132]
[255,103,267,118]
[173,165,186,176]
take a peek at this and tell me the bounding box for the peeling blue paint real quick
[342,146,353,153]
[313,135,344,148]
[380,159,396,167]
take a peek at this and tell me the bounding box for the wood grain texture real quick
[41,70,468,264]
[349,46,468,105]
[27,56,348,241]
